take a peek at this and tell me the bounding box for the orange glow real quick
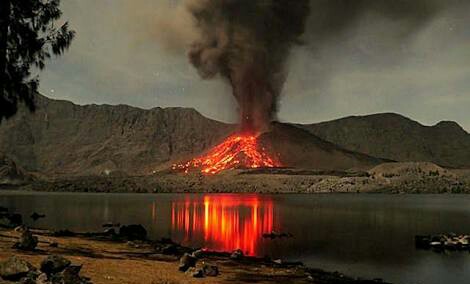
[172,133,281,174]
[171,195,274,256]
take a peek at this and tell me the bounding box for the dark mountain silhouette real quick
[0,94,232,176]
[300,113,470,168]
[260,123,385,170]
[0,95,467,177]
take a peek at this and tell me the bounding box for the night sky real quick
[38,0,470,131]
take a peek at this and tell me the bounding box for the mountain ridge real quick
[299,112,470,168]
[0,95,468,177]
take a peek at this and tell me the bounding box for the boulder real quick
[61,265,83,284]
[191,249,204,259]
[178,253,197,272]
[119,224,147,241]
[18,270,40,284]
[103,228,116,236]
[191,268,204,278]
[202,264,219,277]
[36,273,49,284]
[13,229,38,251]
[0,256,34,281]
[40,255,71,275]
[230,249,244,260]
[161,244,178,255]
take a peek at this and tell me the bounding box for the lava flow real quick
[172,134,281,175]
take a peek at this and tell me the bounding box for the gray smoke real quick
[187,0,310,132]
[184,0,457,132]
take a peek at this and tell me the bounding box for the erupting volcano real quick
[172,0,309,174]
[172,133,281,175]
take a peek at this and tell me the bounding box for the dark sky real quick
[39,0,470,131]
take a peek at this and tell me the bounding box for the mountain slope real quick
[300,113,470,168]
[0,94,233,176]
[261,123,386,170]
[0,154,34,185]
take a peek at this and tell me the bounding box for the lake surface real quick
[1,192,470,284]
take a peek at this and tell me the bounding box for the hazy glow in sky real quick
[39,0,470,131]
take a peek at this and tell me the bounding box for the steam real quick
[186,0,310,132]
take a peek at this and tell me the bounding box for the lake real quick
[1,191,469,284]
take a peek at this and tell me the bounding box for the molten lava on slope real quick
[172,134,281,175]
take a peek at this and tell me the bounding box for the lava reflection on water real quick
[171,195,274,256]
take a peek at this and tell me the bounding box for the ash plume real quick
[145,0,460,132]
[186,0,310,132]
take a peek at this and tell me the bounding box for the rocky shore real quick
[415,233,470,252]
[0,227,395,284]
[0,208,394,284]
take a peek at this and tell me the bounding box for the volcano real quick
[172,133,281,174]
[172,123,386,174]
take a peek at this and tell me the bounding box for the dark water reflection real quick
[1,192,470,284]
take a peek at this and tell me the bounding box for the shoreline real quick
[2,188,470,195]
[8,168,470,194]
[0,227,393,284]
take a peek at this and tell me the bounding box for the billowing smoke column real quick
[186,0,310,133]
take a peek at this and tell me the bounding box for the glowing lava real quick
[172,134,281,174]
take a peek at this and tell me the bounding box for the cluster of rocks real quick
[13,228,38,251]
[177,250,220,279]
[415,233,470,251]
[0,255,90,284]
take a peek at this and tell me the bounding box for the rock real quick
[13,229,38,251]
[36,273,49,284]
[126,241,141,248]
[19,276,37,284]
[49,242,59,248]
[273,259,282,265]
[40,255,71,275]
[102,222,120,228]
[119,224,147,241]
[103,228,116,235]
[14,225,27,233]
[191,249,204,259]
[61,265,83,284]
[161,244,178,255]
[191,268,204,278]
[30,212,46,221]
[202,264,219,277]
[18,271,40,284]
[415,233,470,252]
[230,249,244,260]
[178,253,197,272]
[0,256,34,281]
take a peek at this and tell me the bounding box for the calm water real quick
[1,192,470,284]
